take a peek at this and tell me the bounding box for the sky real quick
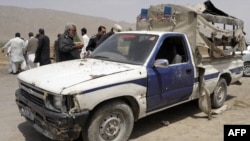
[1,0,250,39]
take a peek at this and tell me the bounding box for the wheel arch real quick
[219,73,232,85]
[81,97,136,141]
[211,74,228,108]
[87,96,140,123]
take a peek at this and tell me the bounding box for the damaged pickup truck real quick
[15,1,246,141]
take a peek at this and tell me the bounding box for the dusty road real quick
[0,65,250,141]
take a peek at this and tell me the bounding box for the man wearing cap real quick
[96,24,122,47]
[34,28,51,66]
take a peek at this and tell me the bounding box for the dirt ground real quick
[0,65,250,141]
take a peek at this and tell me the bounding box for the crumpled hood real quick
[18,59,139,94]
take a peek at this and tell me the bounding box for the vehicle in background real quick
[225,41,250,77]
[237,42,250,76]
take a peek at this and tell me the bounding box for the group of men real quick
[1,28,50,74]
[1,23,122,74]
[55,23,122,61]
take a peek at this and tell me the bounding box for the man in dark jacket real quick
[58,23,83,62]
[34,28,51,66]
[54,33,61,62]
[96,24,122,47]
[86,25,106,52]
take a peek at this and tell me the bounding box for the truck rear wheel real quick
[82,100,134,141]
[243,62,250,77]
[211,78,227,108]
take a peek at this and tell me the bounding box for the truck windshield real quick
[91,33,159,65]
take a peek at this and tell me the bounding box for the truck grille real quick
[19,82,45,107]
[20,89,44,106]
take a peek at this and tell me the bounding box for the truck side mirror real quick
[154,59,169,68]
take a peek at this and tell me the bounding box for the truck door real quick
[146,35,195,112]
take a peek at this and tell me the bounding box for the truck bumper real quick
[15,89,89,140]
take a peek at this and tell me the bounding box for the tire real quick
[82,100,134,141]
[211,78,227,108]
[243,62,250,77]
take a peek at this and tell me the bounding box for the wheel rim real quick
[215,83,225,102]
[99,113,123,140]
[243,64,250,76]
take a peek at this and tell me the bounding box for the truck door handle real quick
[186,69,192,74]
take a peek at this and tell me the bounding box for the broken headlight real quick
[45,94,66,112]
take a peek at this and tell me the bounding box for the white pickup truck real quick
[15,31,243,141]
[15,1,246,141]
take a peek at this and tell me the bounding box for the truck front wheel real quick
[211,78,227,108]
[82,100,134,141]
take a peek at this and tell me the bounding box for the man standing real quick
[96,24,122,47]
[34,28,51,66]
[80,27,89,59]
[58,23,83,62]
[86,25,106,52]
[54,33,61,62]
[1,32,26,74]
[26,32,38,69]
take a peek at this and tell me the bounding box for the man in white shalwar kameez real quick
[80,27,89,59]
[1,33,26,74]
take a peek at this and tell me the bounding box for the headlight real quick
[53,95,63,110]
[45,94,65,112]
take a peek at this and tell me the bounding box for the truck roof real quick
[117,30,185,36]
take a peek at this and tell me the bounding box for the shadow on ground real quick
[130,100,201,139]
[18,121,52,141]
[130,95,236,140]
